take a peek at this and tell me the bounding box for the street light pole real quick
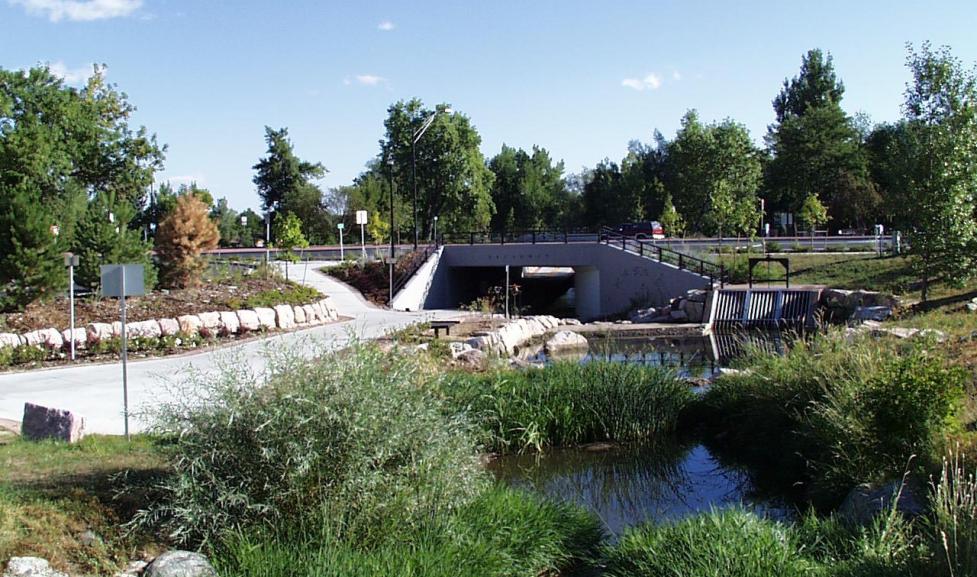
[410,106,452,252]
[388,156,396,303]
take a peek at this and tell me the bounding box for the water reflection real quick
[490,441,793,537]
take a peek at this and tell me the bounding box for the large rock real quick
[455,348,486,369]
[319,298,339,321]
[838,480,927,525]
[127,320,162,339]
[236,309,260,332]
[821,288,853,308]
[197,312,221,337]
[0,333,22,348]
[24,328,63,350]
[852,306,892,322]
[61,328,86,351]
[218,311,240,336]
[176,315,202,337]
[685,289,708,303]
[669,309,689,322]
[274,304,295,329]
[143,551,217,577]
[3,557,68,577]
[544,330,589,354]
[292,305,307,324]
[86,322,114,345]
[302,304,320,325]
[685,300,706,323]
[21,403,85,443]
[158,318,180,337]
[254,307,277,330]
[448,342,474,358]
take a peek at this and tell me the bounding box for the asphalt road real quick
[0,262,464,435]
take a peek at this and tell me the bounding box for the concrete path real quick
[0,262,463,435]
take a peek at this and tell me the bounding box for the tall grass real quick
[437,362,694,453]
[214,485,603,577]
[698,333,966,504]
[133,344,485,547]
[932,451,977,577]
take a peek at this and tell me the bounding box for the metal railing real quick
[390,243,438,299]
[598,227,727,287]
[439,229,599,245]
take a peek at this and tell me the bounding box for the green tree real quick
[766,50,878,229]
[658,193,686,238]
[380,99,495,238]
[210,197,242,247]
[488,145,569,231]
[0,181,65,310]
[0,65,164,303]
[252,127,327,241]
[797,193,829,233]
[581,159,642,227]
[71,191,156,290]
[274,212,309,266]
[663,111,762,236]
[896,43,977,301]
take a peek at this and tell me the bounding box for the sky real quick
[3,0,977,212]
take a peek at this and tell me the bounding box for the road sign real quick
[99,264,145,441]
[356,210,368,225]
[100,264,145,297]
[337,223,345,230]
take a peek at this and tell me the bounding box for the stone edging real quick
[0,298,340,353]
[466,315,582,356]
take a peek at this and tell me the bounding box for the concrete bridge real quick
[392,234,722,321]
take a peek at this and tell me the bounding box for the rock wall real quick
[466,315,580,356]
[0,297,341,356]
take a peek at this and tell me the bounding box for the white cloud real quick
[377,20,395,31]
[621,73,662,91]
[9,0,142,22]
[672,70,682,81]
[47,60,99,85]
[354,74,385,86]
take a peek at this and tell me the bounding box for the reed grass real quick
[437,361,694,453]
[931,450,977,577]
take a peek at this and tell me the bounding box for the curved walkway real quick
[0,262,463,435]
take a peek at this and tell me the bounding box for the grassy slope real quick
[0,435,165,574]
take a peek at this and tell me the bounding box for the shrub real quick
[0,346,13,367]
[437,362,694,453]
[604,509,815,577]
[134,344,485,547]
[13,344,47,364]
[156,194,220,288]
[240,285,321,309]
[699,335,966,503]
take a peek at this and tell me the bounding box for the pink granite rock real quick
[177,315,202,336]
[158,318,180,337]
[236,309,260,332]
[22,402,85,443]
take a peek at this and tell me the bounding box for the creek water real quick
[489,441,794,537]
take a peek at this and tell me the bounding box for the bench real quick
[430,320,460,338]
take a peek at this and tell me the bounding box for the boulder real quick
[254,307,277,330]
[3,557,69,577]
[852,306,892,322]
[561,318,582,326]
[455,348,486,369]
[967,302,977,313]
[838,480,927,525]
[158,318,180,337]
[21,403,85,443]
[685,289,708,303]
[848,290,900,310]
[127,320,162,339]
[820,288,853,308]
[143,551,217,577]
[0,333,22,348]
[218,311,240,335]
[197,312,221,337]
[302,304,320,324]
[86,323,114,345]
[448,342,474,359]
[319,298,339,321]
[23,328,63,350]
[236,309,261,332]
[274,304,295,329]
[111,321,123,338]
[544,330,589,354]
[292,305,307,324]
[669,309,689,322]
[176,315,202,337]
[61,328,86,351]
[685,300,706,323]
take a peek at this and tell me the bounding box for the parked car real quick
[617,221,665,239]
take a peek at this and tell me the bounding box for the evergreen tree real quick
[71,191,156,290]
[0,181,65,310]
[252,127,327,241]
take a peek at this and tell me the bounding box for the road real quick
[0,262,464,435]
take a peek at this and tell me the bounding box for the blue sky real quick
[4,0,977,211]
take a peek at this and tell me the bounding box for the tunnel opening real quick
[447,266,576,317]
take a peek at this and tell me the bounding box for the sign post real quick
[356,210,368,260]
[63,253,80,360]
[337,223,345,261]
[100,264,145,441]
[505,265,510,320]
